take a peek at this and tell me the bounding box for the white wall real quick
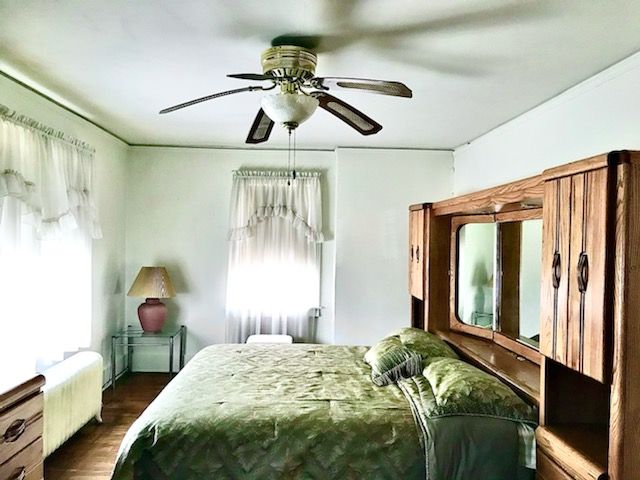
[519,219,542,339]
[0,72,454,375]
[5,40,637,376]
[0,74,128,384]
[454,51,640,194]
[334,148,453,345]
[125,147,337,369]
[125,146,453,368]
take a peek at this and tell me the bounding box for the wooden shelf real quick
[436,330,540,406]
[431,174,543,216]
[536,425,608,480]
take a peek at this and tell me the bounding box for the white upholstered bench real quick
[246,334,293,344]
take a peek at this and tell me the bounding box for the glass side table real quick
[111,325,186,391]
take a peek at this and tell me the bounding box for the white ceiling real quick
[1,0,640,149]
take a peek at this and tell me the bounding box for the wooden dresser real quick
[0,375,45,480]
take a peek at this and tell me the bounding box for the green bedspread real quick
[112,344,425,479]
[112,344,531,480]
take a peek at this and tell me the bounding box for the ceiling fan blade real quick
[221,3,544,55]
[159,85,268,114]
[245,108,275,144]
[310,92,382,136]
[271,34,323,50]
[313,77,412,98]
[227,73,273,81]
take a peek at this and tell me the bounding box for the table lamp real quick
[127,266,176,332]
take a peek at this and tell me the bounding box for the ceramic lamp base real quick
[138,298,166,332]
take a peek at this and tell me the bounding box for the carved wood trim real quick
[493,331,541,365]
[409,202,431,212]
[0,375,45,413]
[432,175,543,216]
[608,154,640,480]
[495,207,542,223]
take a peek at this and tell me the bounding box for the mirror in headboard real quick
[496,210,543,349]
[450,209,543,358]
[451,215,496,339]
[456,222,496,330]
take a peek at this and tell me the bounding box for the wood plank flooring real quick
[44,373,169,480]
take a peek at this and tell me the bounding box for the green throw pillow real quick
[364,336,422,386]
[421,357,537,425]
[389,327,458,361]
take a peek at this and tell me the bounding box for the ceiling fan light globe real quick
[260,93,319,126]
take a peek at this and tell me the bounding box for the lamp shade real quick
[260,93,319,125]
[127,267,176,298]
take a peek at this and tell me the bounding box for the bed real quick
[112,344,535,480]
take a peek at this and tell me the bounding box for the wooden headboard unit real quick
[409,174,544,405]
[408,151,640,480]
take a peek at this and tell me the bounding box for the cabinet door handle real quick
[552,252,561,289]
[3,419,27,443]
[577,252,589,293]
[10,467,26,480]
[410,245,414,262]
[416,245,420,263]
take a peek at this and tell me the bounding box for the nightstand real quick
[111,325,186,391]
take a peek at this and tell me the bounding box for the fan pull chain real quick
[287,128,292,186]
[293,129,297,181]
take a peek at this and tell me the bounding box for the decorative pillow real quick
[389,327,458,361]
[421,357,537,424]
[364,336,422,386]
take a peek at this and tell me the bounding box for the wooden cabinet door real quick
[409,209,425,299]
[540,177,572,365]
[567,168,610,383]
[540,167,611,383]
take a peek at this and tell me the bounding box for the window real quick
[225,171,323,342]
[0,105,101,379]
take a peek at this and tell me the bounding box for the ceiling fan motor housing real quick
[261,45,317,80]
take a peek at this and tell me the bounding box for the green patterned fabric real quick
[364,336,422,386]
[111,344,425,480]
[418,357,537,425]
[112,344,533,480]
[398,375,536,480]
[389,327,458,361]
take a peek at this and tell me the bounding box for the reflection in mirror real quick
[456,223,496,329]
[499,218,542,348]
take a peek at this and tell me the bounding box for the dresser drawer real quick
[537,449,573,480]
[0,394,43,465]
[0,437,42,480]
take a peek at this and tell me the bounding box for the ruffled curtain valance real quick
[227,170,323,243]
[0,104,101,239]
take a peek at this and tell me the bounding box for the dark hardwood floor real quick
[44,373,170,480]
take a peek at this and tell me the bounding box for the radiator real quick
[41,351,103,457]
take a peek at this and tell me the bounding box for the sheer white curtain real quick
[0,105,101,380]
[225,171,323,343]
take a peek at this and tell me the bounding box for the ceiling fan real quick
[159,41,412,144]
